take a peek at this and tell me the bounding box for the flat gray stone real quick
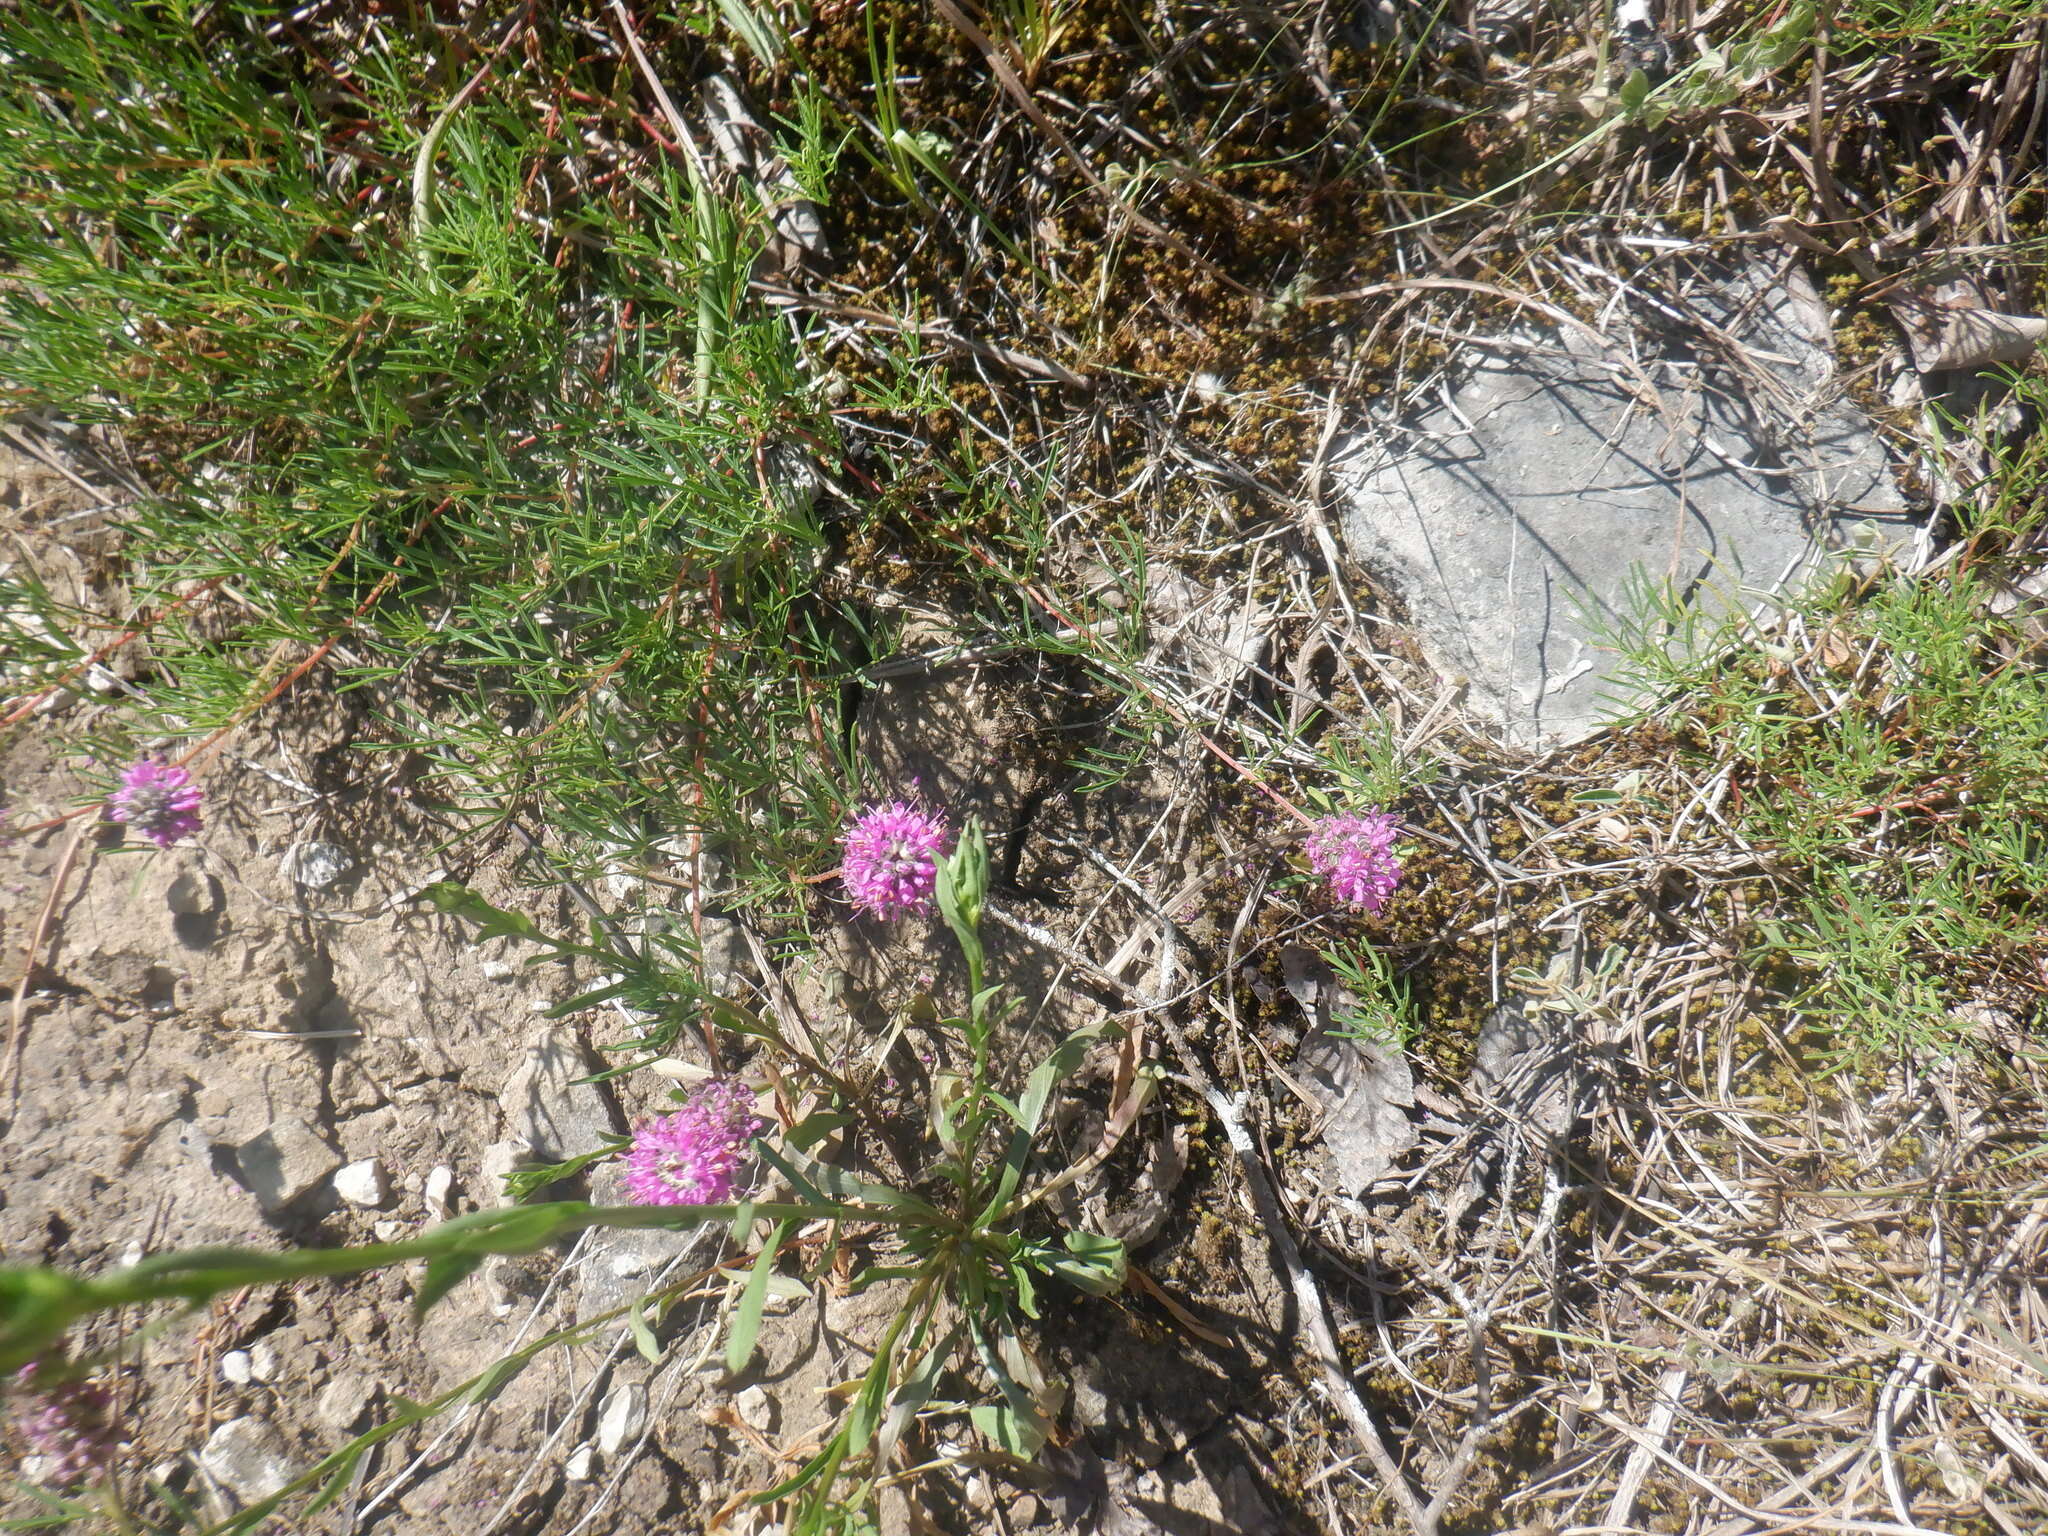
[574,1161,701,1322]
[1336,258,1919,746]
[498,1026,622,1165]
[199,1416,296,1503]
[234,1118,343,1214]
[314,1373,380,1433]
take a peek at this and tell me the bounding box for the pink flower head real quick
[1304,811,1403,914]
[105,757,203,849]
[10,1358,115,1487]
[621,1080,769,1207]
[839,800,953,919]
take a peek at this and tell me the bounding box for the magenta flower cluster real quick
[10,1359,115,1487]
[622,1079,770,1207]
[839,800,953,919]
[1304,811,1403,913]
[105,757,203,849]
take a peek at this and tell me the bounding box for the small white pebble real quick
[333,1159,391,1208]
[248,1341,279,1384]
[734,1385,773,1431]
[565,1443,597,1483]
[280,840,354,890]
[595,1384,647,1455]
[372,1220,407,1243]
[480,959,516,982]
[423,1165,456,1220]
[220,1350,253,1386]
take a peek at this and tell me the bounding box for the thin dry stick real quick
[751,281,1087,387]
[1196,1078,1437,1536]
[1603,1362,1692,1534]
[984,895,1435,1529]
[3,817,92,1113]
[1302,275,1677,433]
[1870,1203,2046,1535]
[605,0,715,190]
[957,542,1317,829]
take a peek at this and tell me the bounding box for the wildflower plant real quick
[839,799,953,918]
[0,821,1127,1532]
[622,1080,769,1207]
[1304,811,1404,913]
[105,758,203,849]
[7,1355,115,1489]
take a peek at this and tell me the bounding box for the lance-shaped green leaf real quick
[422,881,601,958]
[755,1142,948,1223]
[0,1265,89,1374]
[873,1318,959,1472]
[968,1319,1051,1458]
[727,1219,790,1372]
[1049,1228,1128,1298]
[935,818,988,972]
[1016,1020,1111,1135]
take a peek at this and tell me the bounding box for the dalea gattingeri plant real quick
[0,821,1137,1532]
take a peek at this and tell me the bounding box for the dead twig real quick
[1194,1077,1438,1536]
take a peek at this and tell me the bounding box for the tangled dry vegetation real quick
[3,0,2047,1531]
[771,4,2048,1522]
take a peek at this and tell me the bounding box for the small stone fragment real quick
[595,1382,647,1456]
[314,1374,379,1433]
[332,1158,390,1209]
[247,1341,279,1384]
[1474,1000,1575,1139]
[478,1254,527,1317]
[564,1443,597,1483]
[480,958,516,981]
[422,1165,456,1221]
[477,1139,533,1207]
[280,840,353,890]
[499,1028,624,1163]
[219,1350,253,1386]
[199,1417,296,1503]
[234,1119,344,1214]
[733,1385,775,1432]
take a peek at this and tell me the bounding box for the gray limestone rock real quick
[575,1161,701,1322]
[233,1117,343,1214]
[477,1137,534,1206]
[1336,258,1920,746]
[314,1373,380,1433]
[199,1416,296,1504]
[498,1026,623,1165]
[595,1381,648,1455]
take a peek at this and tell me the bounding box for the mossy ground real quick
[4,0,2046,1530]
